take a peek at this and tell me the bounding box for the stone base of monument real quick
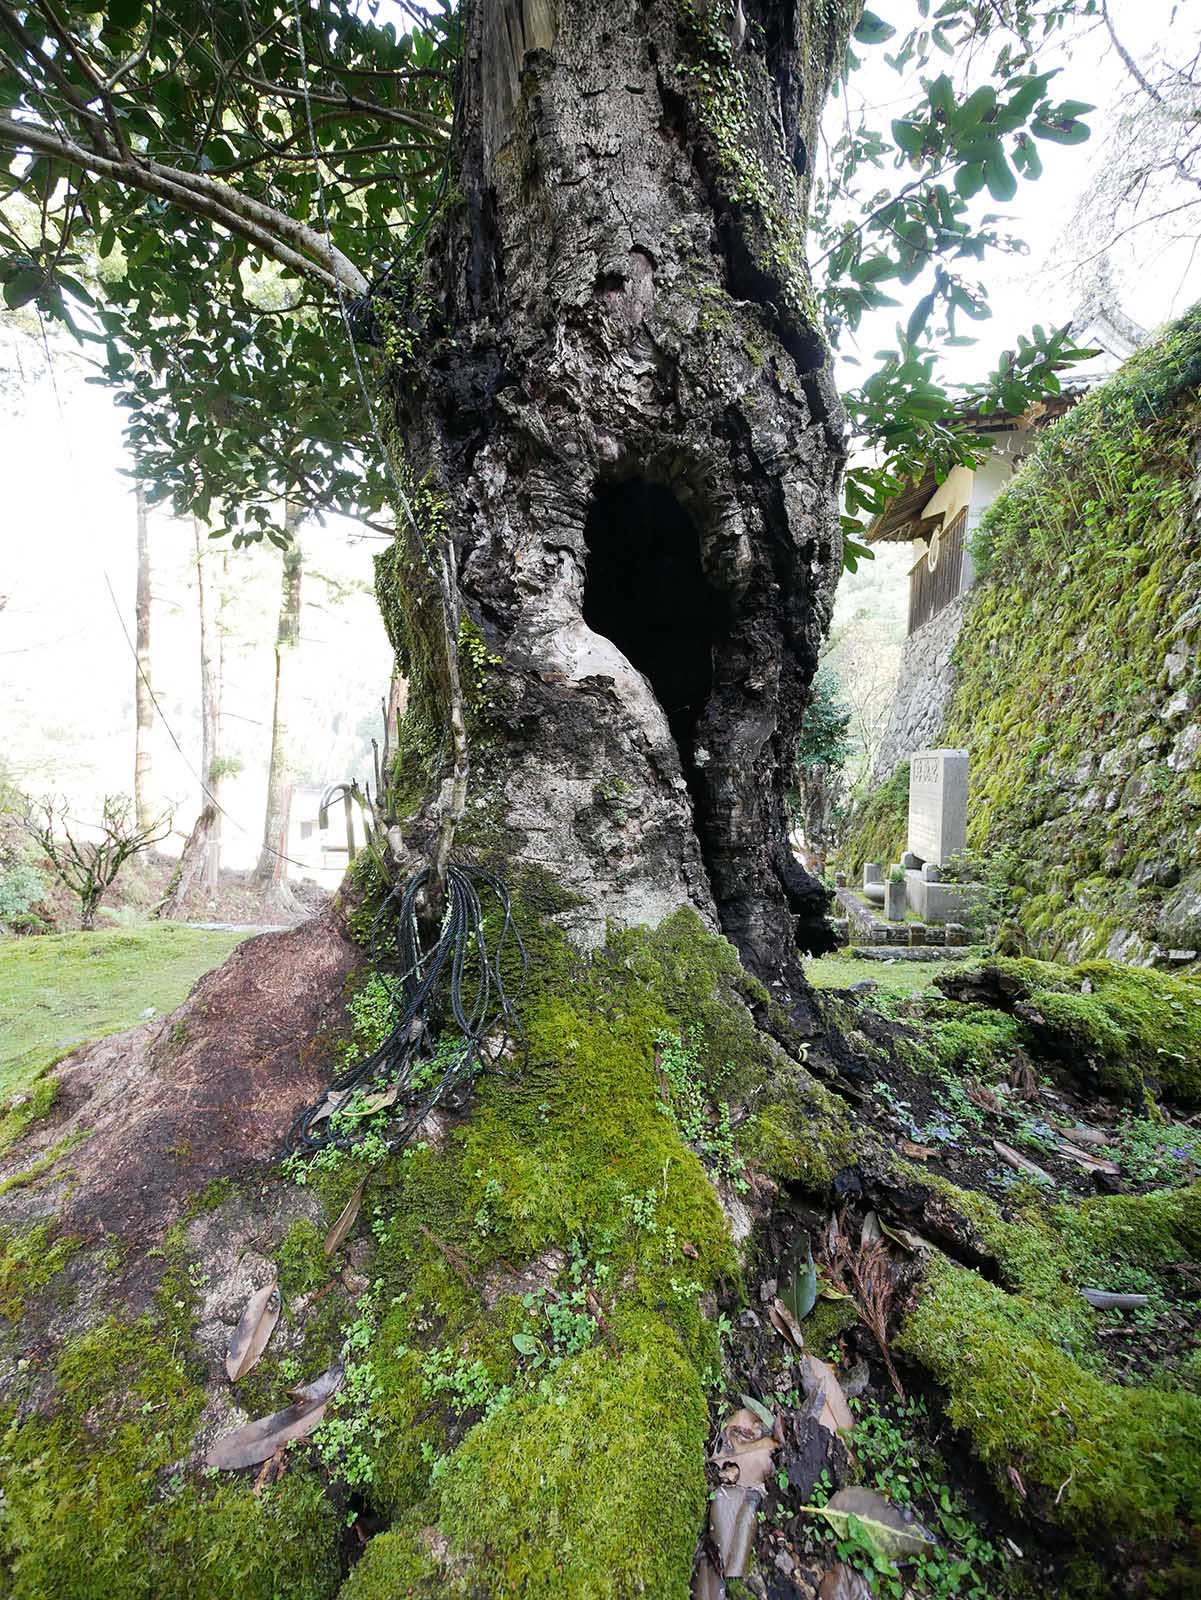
[834,886,975,948]
[848,943,980,962]
[903,869,989,925]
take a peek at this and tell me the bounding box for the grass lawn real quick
[0,924,253,1099]
[804,951,972,996]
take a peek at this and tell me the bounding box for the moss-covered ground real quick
[805,949,970,996]
[2,902,1199,1597]
[0,924,251,1099]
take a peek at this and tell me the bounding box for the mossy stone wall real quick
[843,307,1201,965]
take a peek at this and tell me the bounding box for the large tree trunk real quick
[253,505,303,894]
[381,0,848,1011]
[133,483,155,832]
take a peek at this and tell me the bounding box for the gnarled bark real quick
[381,0,852,1005]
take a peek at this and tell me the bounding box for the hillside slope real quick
[844,308,1201,965]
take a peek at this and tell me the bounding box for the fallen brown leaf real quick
[226,1281,281,1382]
[287,1361,345,1405]
[799,1353,854,1439]
[993,1140,1052,1185]
[708,1407,778,1579]
[897,1138,938,1160]
[769,1296,805,1350]
[1056,1140,1119,1175]
[324,1177,366,1257]
[805,1487,937,1561]
[819,1564,874,1600]
[690,1549,724,1600]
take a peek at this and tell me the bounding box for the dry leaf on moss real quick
[225,1281,280,1382]
[288,1361,345,1405]
[207,1396,327,1470]
[324,1177,366,1257]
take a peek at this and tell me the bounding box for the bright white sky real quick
[0,0,1196,870]
[833,0,1200,390]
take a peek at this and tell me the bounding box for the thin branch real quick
[32,0,131,156]
[236,72,448,134]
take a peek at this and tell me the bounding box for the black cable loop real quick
[286,862,526,1159]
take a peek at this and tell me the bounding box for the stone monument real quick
[899,748,987,925]
[907,748,968,867]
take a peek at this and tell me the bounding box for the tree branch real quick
[0,114,368,295]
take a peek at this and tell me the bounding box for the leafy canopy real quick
[0,0,1097,547]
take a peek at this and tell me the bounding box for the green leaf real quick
[951,84,996,133]
[954,163,986,199]
[891,118,925,158]
[1032,116,1091,146]
[854,11,896,44]
[927,73,954,119]
[983,147,1017,202]
[2,267,42,309]
[782,1240,817,1322]
[802,1488,939,1563]
[512,1332,540,1356]
[842,536,875,575]
[906,293,935,344]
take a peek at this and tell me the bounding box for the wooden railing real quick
[907,507,967,635]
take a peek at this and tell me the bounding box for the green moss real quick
[0,1309,342,1600]
[320,909,842,1593]
[0,1074,58,1153]
[338,1514,443,1599]
[0,1222,80,1321]
[900,1253,1201,1536]
[436,1336,709,1599]
[839,763,908,878]
[278,1218,331,1298]
[953,956,1201,1103]
[803,1293,860,1355]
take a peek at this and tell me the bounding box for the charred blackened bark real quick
[380,0,854,1002]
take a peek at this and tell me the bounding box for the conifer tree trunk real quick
[159,522,226,917]
[133,484,155,832]
[381,0,853,1008]
[254,505,303,893]
[195,521,225,899]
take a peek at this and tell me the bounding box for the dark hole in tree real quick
[582,479,728,795]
